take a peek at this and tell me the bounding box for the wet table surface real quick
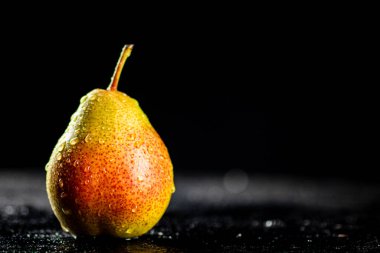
[1,169,380,252]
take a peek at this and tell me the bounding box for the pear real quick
[46,45,174,238]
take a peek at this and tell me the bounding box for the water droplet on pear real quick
[58,142,65,152]
[127,133,136,141]
[80,95,88,103]
[70,137,79,145]
[171,185,176,193]
[58,178,64,188]
[62,208,72,215]
[85,134,92,143]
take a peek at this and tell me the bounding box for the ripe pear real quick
[46,45,174,238]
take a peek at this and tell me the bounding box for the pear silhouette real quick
[46,45,174,238]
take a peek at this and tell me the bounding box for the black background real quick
[0,8,377,180]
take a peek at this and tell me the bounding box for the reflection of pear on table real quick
[46,45,175,238]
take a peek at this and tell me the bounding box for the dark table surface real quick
[1,169,380,252]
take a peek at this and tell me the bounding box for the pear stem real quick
[107,44,134,91]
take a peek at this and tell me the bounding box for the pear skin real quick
[46,45,174,238]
